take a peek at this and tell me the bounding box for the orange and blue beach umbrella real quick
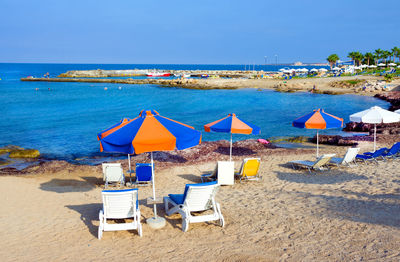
[98,109,201,155]
[292,109,343,157]
[98,110,201,224]
[204,113,260,161]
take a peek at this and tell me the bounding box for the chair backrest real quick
[388,142,400,155]
[102,163,122,181]
[135,163,152,182]
[102,189,138,219]
[103,164,124,183]
[372,148,387,157]
[183,182,219,212]
[237,158,261,178]
[313,154,336,168]
[342,148,360,164]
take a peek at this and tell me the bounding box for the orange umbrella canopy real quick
[98,110,202,154]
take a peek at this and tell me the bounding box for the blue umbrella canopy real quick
[292,109,343,157]
[98,110,202,155]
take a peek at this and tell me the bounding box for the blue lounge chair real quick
[382,142,400,159]
[356,148,387,164]
[134,163,153,186]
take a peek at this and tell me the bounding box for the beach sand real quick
[0,145,400,261]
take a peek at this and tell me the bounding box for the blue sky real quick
[1,0,399,64]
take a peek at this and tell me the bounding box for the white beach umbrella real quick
[354,66,361,70]
[279,68,286,72]
[301,68,309,72]
[332,67,341,71]
[369,65,377,68]
[310,68,318,72]
[395,109,400,114]
[319,68,328,72]
[388,63,397,66]
[397,65,400,68]
[350,106,400,151]
[378,63,386,67]
[360,64,368,68]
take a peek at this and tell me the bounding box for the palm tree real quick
[348,51,363,66]
[327,54,339,69]
[392,46,400,63]
[381,50,390,64]
[374,49,383,64]
[363,52,375,65]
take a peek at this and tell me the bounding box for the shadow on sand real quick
[291,191,400,228]
[177,173,202,183]
[275,170,368,185]
[39,176,102,193]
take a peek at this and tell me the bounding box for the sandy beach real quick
[1,143,399,261]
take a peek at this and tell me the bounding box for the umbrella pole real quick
[374,124,376,152]
[151,152,157,218]
[230,133,233,162]
[128,154,132,183]
[317,130,319,158]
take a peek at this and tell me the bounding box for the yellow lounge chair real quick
[235,158,261,182]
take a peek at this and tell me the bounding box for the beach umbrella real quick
[332,67,341,71]
[360,64,368,68]
[388,63,397,67]
[204,113,260,161]
[310,68,318,72]
[369,65,377,68]
[395,109,400,114]
[293,109,343,157]
[350,106,400,151]
[397,65,400,68]
[98,109,201,228]
[319,68,328,72]
[378,63,386,67]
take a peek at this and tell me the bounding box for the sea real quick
[0,63,390,165]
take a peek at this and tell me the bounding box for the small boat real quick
[201,74,209,78]
[146,72,171,77]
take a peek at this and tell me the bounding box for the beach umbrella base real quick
[146,216,166,229]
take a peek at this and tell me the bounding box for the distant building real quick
[294,61,303,66]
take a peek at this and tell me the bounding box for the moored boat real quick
[146,72,171,77]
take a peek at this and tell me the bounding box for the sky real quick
[0,0,399,64]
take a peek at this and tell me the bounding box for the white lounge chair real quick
[98,188,142,239]
[164,181,224,232]
[235,158,261,182]
[289,154,336,174]
[329,148,360,167]
[102,163,125,188]
[200,161,234,185]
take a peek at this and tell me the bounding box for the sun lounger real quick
[134,163,153,186]
[329,148,360,167]
[382,142,400,159]
[98,188,142,239]
[164,181,224,232]
[289,154,336,173]
[235,158,261,182]
[201,161,234,185]
[102,163,125,188]
[356,147,387,164]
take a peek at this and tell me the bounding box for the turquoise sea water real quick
[0,63,389,162]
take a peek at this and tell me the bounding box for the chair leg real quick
[98,210,104,240]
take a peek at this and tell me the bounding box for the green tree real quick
[327,54,339,69]
[374,49,383,64]
[363,52,375,65]
[348,51,363,66]
[381,50,390,63]
[392,46,400,63]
